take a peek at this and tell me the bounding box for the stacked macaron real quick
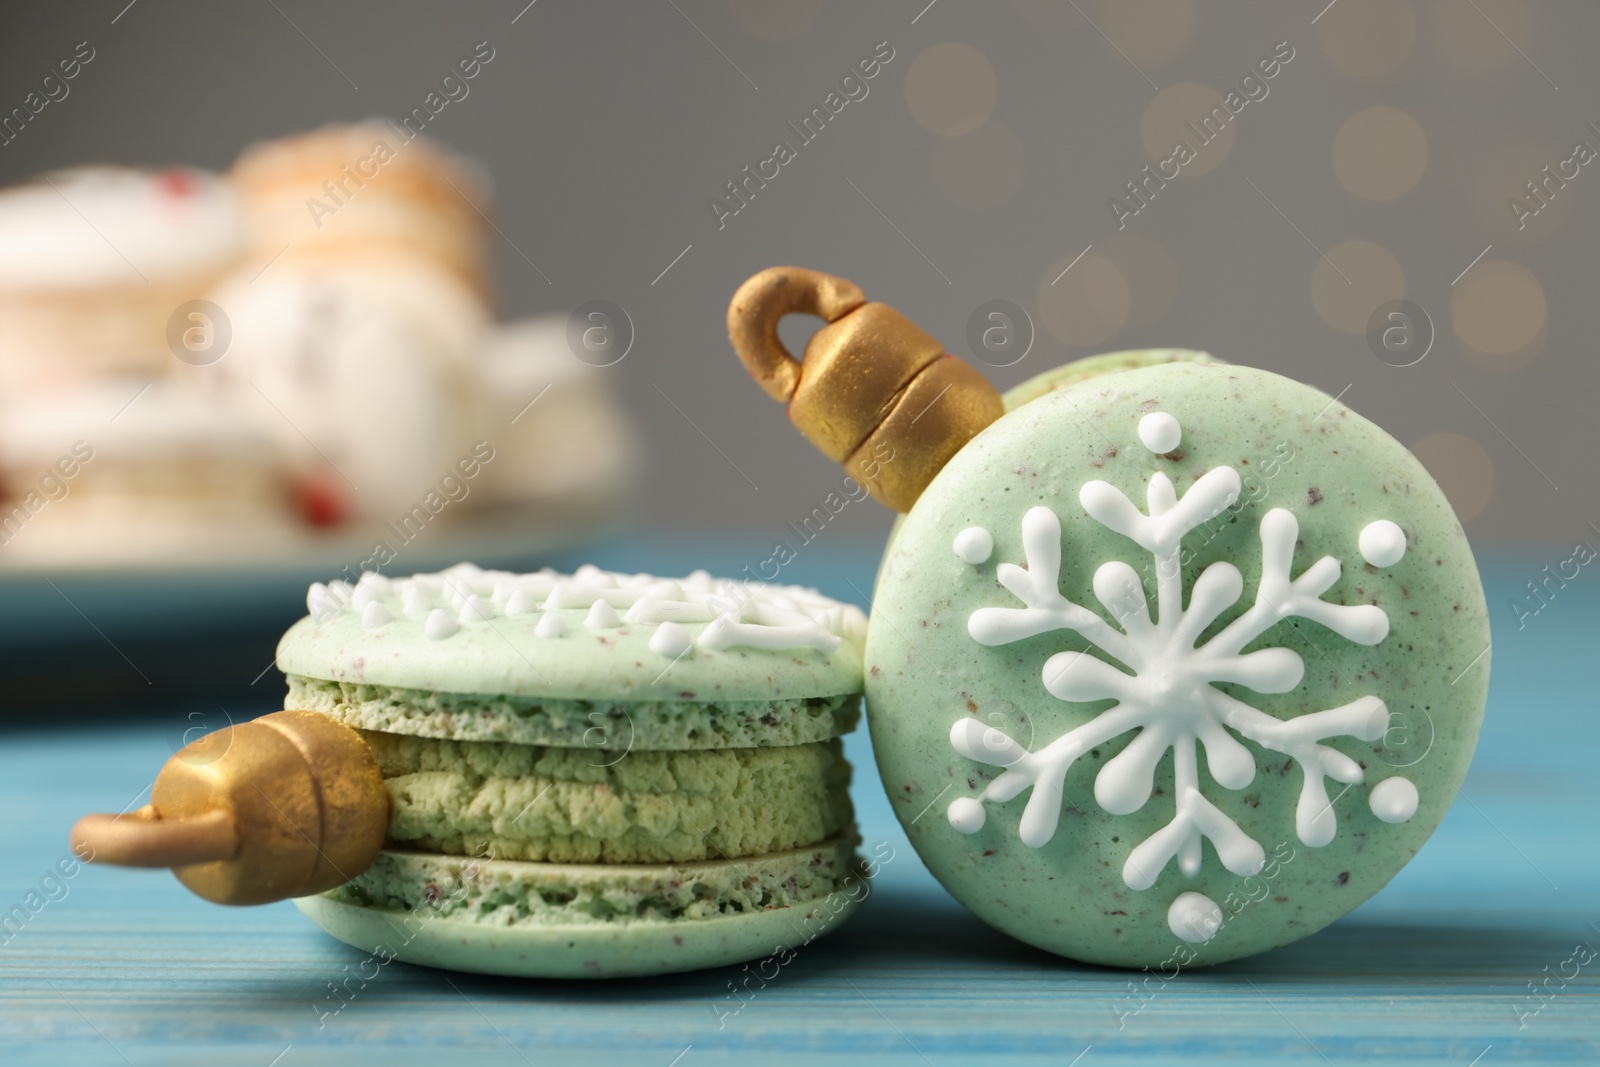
[0,165,245,395]
[277,562,868,977]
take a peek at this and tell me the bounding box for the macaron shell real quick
[286,675,860,750]
[295,892,863,979]
[295,841,866,978]
[278,567,866,704]
[866,361,1489,967]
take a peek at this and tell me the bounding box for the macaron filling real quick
[365,730,854,863]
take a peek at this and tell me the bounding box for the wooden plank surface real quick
[2,557,1595,1066]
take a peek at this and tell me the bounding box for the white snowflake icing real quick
[306,562,864,659]
[946,412,1416,940]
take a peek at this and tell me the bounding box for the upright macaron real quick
[278,562,869,978]
[866,357,1489,968]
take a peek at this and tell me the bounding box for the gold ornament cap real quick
[728,266,1003,512]
[70,711,388,906]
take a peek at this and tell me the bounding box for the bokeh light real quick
[1037,253,1131,347]
[1451,259,1547,368]
[1317,0,1417,80]
[1098,0,1198,68]
[1410,431,1495,523]
[1333,106,1429,201]
[1141,83,1234,178]
[905,43,999,137]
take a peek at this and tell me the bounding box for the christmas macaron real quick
[865,356,1489,968]
[278,562,869,978]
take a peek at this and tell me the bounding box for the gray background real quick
[2,0,1591,550]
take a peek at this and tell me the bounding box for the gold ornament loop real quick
[726,266,867,403]
[71,807,237,869]
[728,266,1005,512]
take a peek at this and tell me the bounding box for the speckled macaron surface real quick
[866,360,1489,968]
[277,562,867,747]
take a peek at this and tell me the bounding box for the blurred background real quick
[0,0,1591,715]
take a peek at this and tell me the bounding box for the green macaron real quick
[866,355,1489,968]
[278,562,869,978]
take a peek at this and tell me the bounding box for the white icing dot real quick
[360,601,391,630]
[401,583,432,616]
[1168,891,1224,944]
[504,589,538,615]
[649,620,693,658]
[1368,776,1419,824]
[1359,520,1407,568]
[585,599,621,630]
[953,526,994,565]
[535,612,567,639]
[307,582,341,622]
[947,796,986,833]
[350,585,381,611]
[1138,411,1182,454]
[423,608,459,641]
[356,572,391,594]
[459,595,494,624]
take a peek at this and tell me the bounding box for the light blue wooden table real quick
[3,549,1595,1066]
